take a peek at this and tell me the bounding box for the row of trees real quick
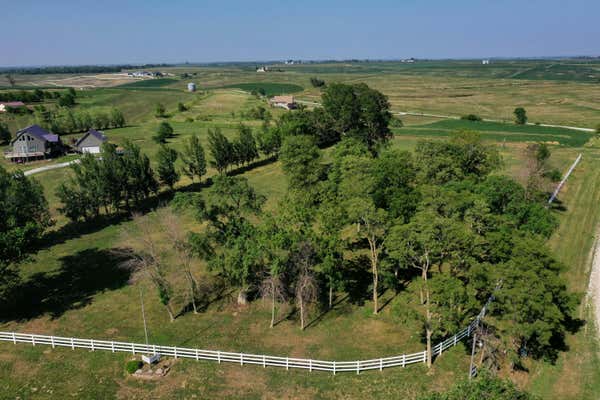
[0,88,71,103]
[207,125,260,173]
[56,133,210,222]
[34,106,126,134]
[56,142,157,221]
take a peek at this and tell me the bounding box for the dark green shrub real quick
[461,114,482,122]
[390,117,404,128]
[125,360,142,374]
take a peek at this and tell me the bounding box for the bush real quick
[390,117,404,128]
[460,114,482,122]
[125,360,142,374]
[177,102,188,112]
[185,117,194,123]
[545,168,562,182]
[310,77,326,88]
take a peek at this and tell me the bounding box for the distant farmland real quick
[395,119,593,147]
[215,82,304,96]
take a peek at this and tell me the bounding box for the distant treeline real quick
[0,64,171,75]
[33,106,126,134]
[0,89,65,102]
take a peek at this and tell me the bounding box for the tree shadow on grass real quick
[2,247,134,322]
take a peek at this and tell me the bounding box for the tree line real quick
[0,88,68,103]
[1,64,169,75]
[33,106,126,134]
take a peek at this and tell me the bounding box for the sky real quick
[1,0,599,67]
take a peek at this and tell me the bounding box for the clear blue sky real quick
[2,0,599,66]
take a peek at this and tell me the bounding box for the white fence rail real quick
[0,290,497,374]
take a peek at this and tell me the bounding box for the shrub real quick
[460,114,482,122]
[390,117,404,128]
[545,168,562,182]
[177,102,188,112]
[125,360,142,374]
[185,117,194,123]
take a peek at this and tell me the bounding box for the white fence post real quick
[51,336,55,349]
[286,357,289,370]
[333,361,336,375]
[111,341,114,353]
[31,335,35,346]
[309,359,312,372]
[91,340,95,352]
[402,354,405,367]
[263,355,266,368]
[217,351,221,364]
[379,358,383,371]
[356,361,360,375]
[131,343,135,355]
[195,349,199,361]
[12,332,16,344]
[240,354,243,365]
[71,337,74,350]
[174,347,178,359]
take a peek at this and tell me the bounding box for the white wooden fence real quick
[0,292,496,374]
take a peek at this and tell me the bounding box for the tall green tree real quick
[180,134,207,182]
[207,127,234,174]
[514,107,527,125]
[0,166,51,306]
[0,122,11,144]
[153,121,173,143]
[280,135,322,192]
[156,145,179,190]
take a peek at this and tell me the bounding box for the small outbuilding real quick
[187,82,196,92]
[0,101,26,113]
[269,95,297,110]
[75,129,107,154]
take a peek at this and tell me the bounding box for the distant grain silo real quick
[187,82,196,92]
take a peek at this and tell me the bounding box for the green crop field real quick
[1,60,600,399]
[395,119,594,147]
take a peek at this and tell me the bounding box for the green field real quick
[116,78,179,89]
[215,82,304,96]
[1,60,600,399]
[396,119,594,147]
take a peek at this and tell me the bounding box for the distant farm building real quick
[482,59,490,65]
[0,101,26,113]
[187,82,197,92]
[269,95,297,110]
[5,125,62,162]
[75,129,107,154]
[256,66,269,73]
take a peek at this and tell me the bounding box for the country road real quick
[587,232,600,336]
[295,100,596,133]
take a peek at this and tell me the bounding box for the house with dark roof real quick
[5,125,63,162]
[75,129,107,154]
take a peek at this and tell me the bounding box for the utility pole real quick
[140,286,149,346]
[548,153,582,205]
[468,321,478,379]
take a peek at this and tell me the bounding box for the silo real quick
[187,82,196,92]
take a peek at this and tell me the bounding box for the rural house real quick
[269,95,297,110]
[0,101,26,113]
[75,129,107,154]
[5,124,62,162]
